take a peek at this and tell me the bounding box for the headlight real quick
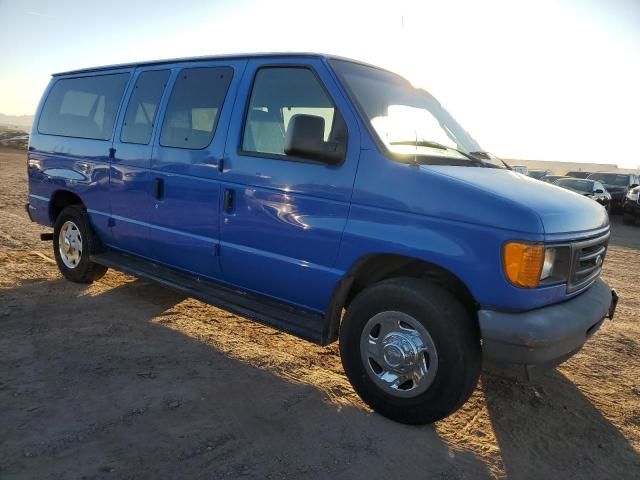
[627,190,639,202]
[540,248,556,280]
[503,242,570,288]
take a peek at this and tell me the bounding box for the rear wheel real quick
[53,206,107,283]
[623,212,636,225]
[339,277,481,424]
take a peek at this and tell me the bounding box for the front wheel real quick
[339,277,481,425]
[53,205,108,283]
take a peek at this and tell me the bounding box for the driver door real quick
[218,58,360,312]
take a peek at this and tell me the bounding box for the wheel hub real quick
[382,333,419,371]
[360,311,438,398]
[58,221,83,269]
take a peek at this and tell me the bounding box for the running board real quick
[90,250,327,344]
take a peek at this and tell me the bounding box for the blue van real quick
[27,53,617,424]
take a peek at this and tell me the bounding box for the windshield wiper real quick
[390,140,488,167]
[468,151,510,169]
[390,140,449,150]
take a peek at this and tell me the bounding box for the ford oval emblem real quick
[595,255,603,266]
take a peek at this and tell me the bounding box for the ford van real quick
[26,53,617,424]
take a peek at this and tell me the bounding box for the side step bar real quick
[90,250,327,345]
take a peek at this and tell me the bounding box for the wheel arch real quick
[49,189,85,223]
[323,253,478,344]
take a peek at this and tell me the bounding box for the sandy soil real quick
[1,147,638,479]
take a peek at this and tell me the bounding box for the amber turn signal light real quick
[502,242,545,288]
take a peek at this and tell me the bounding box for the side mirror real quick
[594,189,604,194]
[284,114,343,165]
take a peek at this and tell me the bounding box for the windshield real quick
[331,60,504,168]
[587,173,630,186]
[555,178,594,193]
[528,171,548,179]
[566,171,592,179]
[541,175,562,183]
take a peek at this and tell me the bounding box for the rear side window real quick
[39,73,129,140]
[121,70,170,145]
[160,67,233,149]
[242,68,336,156]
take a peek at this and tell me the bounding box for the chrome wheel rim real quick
[360,311,438,398]
[58,221,83,269]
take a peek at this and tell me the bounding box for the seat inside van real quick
[244,109,286,155]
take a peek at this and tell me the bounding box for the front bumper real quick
[479,278,615,366]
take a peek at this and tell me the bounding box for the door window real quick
[242,68,338,156]
[121,70,170,145]
[160,67,233,149]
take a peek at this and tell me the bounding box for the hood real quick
[424,166,609,235]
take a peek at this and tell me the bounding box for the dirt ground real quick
[1,146,639,479]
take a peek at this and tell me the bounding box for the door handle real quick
[223,188,234,212]
[153,178,164,199]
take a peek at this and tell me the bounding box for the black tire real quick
[339,277,481,425]
[53,205,108,283]
[622,212,635,225]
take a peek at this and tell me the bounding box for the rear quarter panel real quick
[28,69,134,241]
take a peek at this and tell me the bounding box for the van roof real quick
[52,52,377,77]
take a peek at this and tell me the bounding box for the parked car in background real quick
[511,165,528,175]
[528,169,551,180]
[623,185,640,225]
[26,53,617,425]
[566,171,593,179]
[554,178,612,211]
[540,175,566,184]
[587,173,640,213]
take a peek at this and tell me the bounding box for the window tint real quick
[39,73,129,140]
[242,68,336,156]
[121,70,169,145]
[160,67,232,149]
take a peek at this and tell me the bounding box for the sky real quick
[0,0,639,168]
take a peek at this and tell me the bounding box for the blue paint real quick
[28,53,609,316]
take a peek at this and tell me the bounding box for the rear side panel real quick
[147,59,247,280]
[28,69,134,242]
[105,67,172,258]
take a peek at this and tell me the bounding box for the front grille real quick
[567,233,609,293]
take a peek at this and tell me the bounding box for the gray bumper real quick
[479,278,613,366]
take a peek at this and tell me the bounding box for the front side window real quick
[121,70,170,145]
[160,67,233,149]
[330,60,504,168]
[242,67,337,156]
[39,73,130,140]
